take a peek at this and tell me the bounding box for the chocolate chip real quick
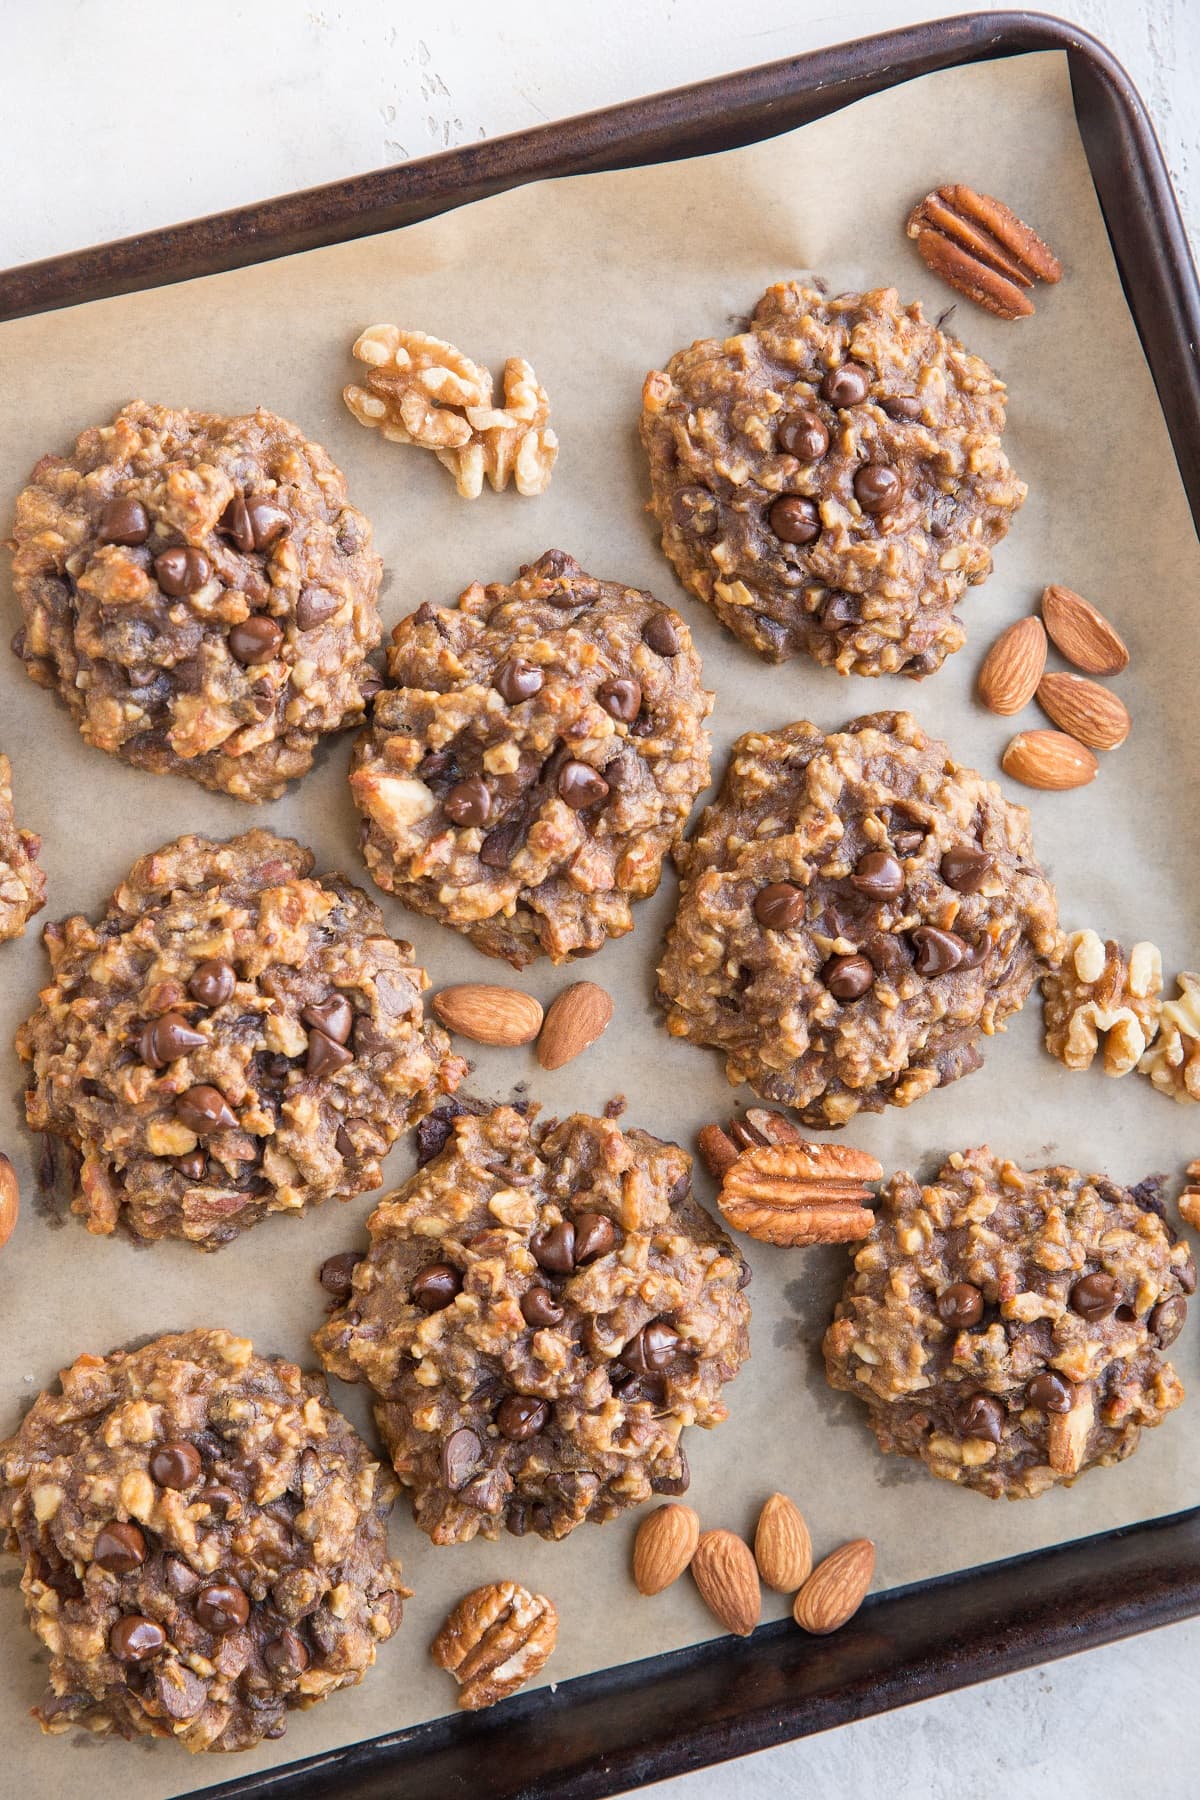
[671,485,718,533]
[911,926,967,977]
[879,393,923,421]
[822,953,875,1000]
[778,409,830,461]
[175,1085,237,1134]
[597,677,642,722]
[767,495,821,545]
[319,1251,362,1301]
[819,593,859,631]
[264,1629,310,1674]
[558,761,610,809]
[1069,1273,1121,1320]
[171,1150,207,1180]
[854,463,903,513]
[188,959,235,1007]
[940,846,993,893]
[441,1427,482,1490]
[138,1012,206,1068]
[820,363,869,407]
[496,1395,550,1441]
[301,996,353,1044]
[154,547,211,596]
[445,777,491,827]
[164,1554,201,1596]
[642,612,682,656]
[97,497,150,546]
[307,1030,354,1078]
[1150,1296,1188,1346]
[195,1581,251,1634]
[295,586,341,630]
[753,882,804,930]
[411,1262,462,1312]
[851,850,905,900]
[936,1282,984,1329]
[1028,1372,1074,1412]
[219,495,255,552]
[480,817,526,869]
[150,1441,202,1489]
[531,1221,575,1273]
[573,1212,616,1263]
[621,1320,680,1374]
[521,1286,564,1327]
[958,1394,1005,1442]
[110,1616,165,1662]
[494,657,543,703]
[229,617,284,665]
[92,1521,147,1573]
[245,499,292,551]
[650,1445,691,1496]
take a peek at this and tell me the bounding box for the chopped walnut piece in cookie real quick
[344,326,557,497]
[1042,929,1162,1076]
[1141,972,1200,1101]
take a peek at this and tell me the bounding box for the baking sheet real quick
[0,47,1196,1798]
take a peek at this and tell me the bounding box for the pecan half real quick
[431,1580,557,1710]
[906,184,1062,319]
[698,1108,804,1180]
[718,1140,882,1247]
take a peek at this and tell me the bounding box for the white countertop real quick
[7,3,1198,1797]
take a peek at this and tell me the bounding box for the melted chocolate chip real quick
[822,953,874,1000]
[620,1320,680,1374]
[573,1212,617,1263]
[768,495,821,545]
[110,1616,165,1662]
[778,409,830,461]
[195,1580,251,1633]
[819,592,859,631]
[93,1521,147,1573]
[879,393,923,421]
[851,850,904,899]
[558,762,609,809]
[957,1394,1005,1443]
[264,1629,310,1674]
[445,777,492,827]
[1150,1296,1188,1346]
[175,1086,237,1134]
[245,499,292,551]
[138,1012,206,1068]
[1069,1273,1121,1320]
[642,612,682,656]
[306,1030,354,1078]
[521,1286,564,1327]
[188,960,236,1007]
[496,1395,550,1441]
[319,1251,363,1301]
[441,1427,482,1490]
[940,846,993,893]
[597,677,642,722]
[530,1221,575,1273]
[753,882,804,929]
[171,1150,207,1180]
[1028,1372,1074,1412]
[820,363,869,407]
[671,485,718,533]
[854,463,903,513]
[150,1441,202,1489]
[154,547,211,596]
[911,926,967,977]
[229,617,284,665]
[494,658,543,704]
[411,1262,462,1312]
[97,497,150,546]
[219,495,255,552]
[295,586,341,630]
[301,996,353,1044]
[936,1283,984,1329]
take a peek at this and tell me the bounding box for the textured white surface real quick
[6,3,1199,1797]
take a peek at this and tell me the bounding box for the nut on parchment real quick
[430,1580,558,1710]
[633,1502,701,1595]
[1036,673,1130,751]
[754,1492,812,1593]
[0,1153,17,1249]
[906,184,1062,319]
[1141,972,1200,1102]
[1041,585,1130,676]
[976,615,1047,715]
[690,1528,761,1637]
[1001,729,1098,791]
[431,983,544,1046]
[697,1106,806,1180]
[536,982,613,1070]
[1042,930,1162,1077]
[717,1139,882,1247]
[792,1538,875,1634]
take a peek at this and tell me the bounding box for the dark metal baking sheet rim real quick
[4,12,1198,1799]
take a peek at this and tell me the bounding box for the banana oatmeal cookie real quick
[0,1328,404,1752]
[350,550,712,966]
[658,712,1063,1127]
[0,753,45,941]
[9,402,382,800]
[313,1106,750,1544]
[640,283,1025,677]
[824,1149,1193,1498]
[17,830,463,1247]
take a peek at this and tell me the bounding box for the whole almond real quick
[1002,729,1099,790]
[977,615,1047,714]
[754,1492,812,1593]
[1041,585,1129,675]
[536,981,613,1070]
[0,1155,16,1249]
[792,1538,875,1635]
[633,1503,700,1595]
[431,984,543,1046]
[1036,672,1130,750]
[691,1529,761,1637]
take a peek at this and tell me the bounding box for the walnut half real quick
[1141,972,1200,1102]
[1042,929,1162,1077]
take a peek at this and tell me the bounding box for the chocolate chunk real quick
[597,677,642,722]
[521,1286,564,1328]
[441,1427,482,1490]
[957,1393,1005,1443]
[480,817,526,868]
[936,1282,984,1329]
[110,1616,165,1662]
[778,409,830,461]
[295,586,341,630]
[879,393,923,421]
[1069,1273,1121,1320]
[753,882,804,929]
[768,495,821,545]
[911,926,967,976]
[496,1395,550,1441]
[851,850,904,900]
[1028,1371,1074,1412]
[188,959,236,1007]
[530,1221,575,1273]
[1150,1296,1187,1346]
[175,1085,237,1133]
[92,1521,147,1573]
[940,846,992,893]
[219,495,255,552]
[195,1580,251,1633]
[319,1251,363,1301]
[411,1262,462,1312]
[301,995,354,1045]
[151,1662,208,1720]
[445,777,492,827]
[819,592,859,631]
[820,363,869,407]
[854,463,903,513]
[558,761,610,809]
[307,1030,354,1077]
[573,1212,617,1263]
[138,1012,206,1068]
[671,485,718,533]
[264,1628,310,1675]
[150,1441,202,1488]
[642,612,682,656]
[494,657,543,703]
[97,496,150,546]
[229,617,284,665]
[154,546,212,596]
[822,953,875,1000]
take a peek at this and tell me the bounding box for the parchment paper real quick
[0,49,1197,1798]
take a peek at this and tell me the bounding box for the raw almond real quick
[633,1503,700,1595]
[0,1154,16,1249]
[976,615,1047,714]
[431,984,543,1046]
[536,981,613,1070]
[1036,672,1130,750]
[1002,729,1099,791]
[754,1492,812,1593]
[691,1529,761,1638]
[1041,585,1129,675]
[792,1538,875,1635]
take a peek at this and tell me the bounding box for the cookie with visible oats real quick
[0,753,45,941]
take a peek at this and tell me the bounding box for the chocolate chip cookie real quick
[641,284,1025,677]
[17,830,463,1247]
[9,402,382,800]
[658,712,1063,1127]
[824,1149,1193,1498]
[350,550,712,966]
[0,754,45,941]
[0,1328,404,1752]
[313,1106,750,1544]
